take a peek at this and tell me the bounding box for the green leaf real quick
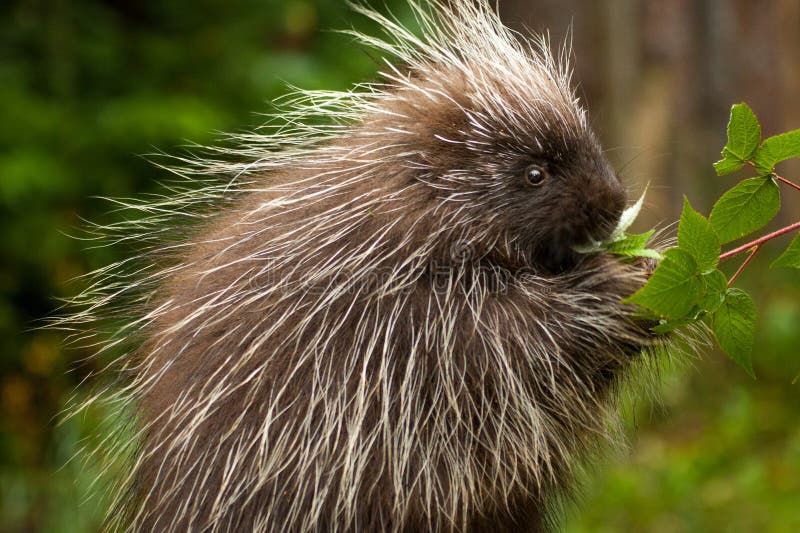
[624,248,663,260]
[708,177,780,244]
[624,248,702,319]
[577,186,654,256]
[770,232,800,269]
[753,129,800,174]
[714,103,761,176]
[677,197,720,272]
[712,288,756,378]
[605,230,661,259]
[713,157,745,176]
[698,269,727,313]
[607,230,654,252]
[610,184,649,241]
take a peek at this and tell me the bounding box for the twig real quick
[743,162,800,192]
[727,245,760,286]
[774,173,800,193]
[719,220,800,261]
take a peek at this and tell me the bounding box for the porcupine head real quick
[71,1,658,532]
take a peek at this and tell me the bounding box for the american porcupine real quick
[65,1,664,531]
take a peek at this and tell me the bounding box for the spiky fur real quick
[59,1,676,531]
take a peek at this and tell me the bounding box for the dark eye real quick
[524,164,547,187]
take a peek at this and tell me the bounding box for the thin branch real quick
[719,220,800,261]
[774,173,800,193]
[727,245,760,286]
[743,162,800,192]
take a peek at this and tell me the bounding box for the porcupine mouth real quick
[535,242,584,274]
[536,224,614,274]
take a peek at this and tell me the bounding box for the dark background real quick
[1,1,798,530]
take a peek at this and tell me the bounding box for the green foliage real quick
[712,289,757,378]
[566,331,800,532]
[754,129,800,175]
[583,186,662,260]
[610,185,648,240]
[678,197,720,273]
[771,234,800,269]
[605,102,800,377]
[697,269,728,314]
[708,177,780,244]
[713,103,761,175]
[605,230,661,259]
[625,249,702,318]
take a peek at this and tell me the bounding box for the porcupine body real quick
[68,1,660,531]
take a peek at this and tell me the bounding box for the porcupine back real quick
[61,1,660,531]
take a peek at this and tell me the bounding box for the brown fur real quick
[129,120,649,531]
[84,5,658,531]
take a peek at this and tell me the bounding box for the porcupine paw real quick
[635,255,659,278]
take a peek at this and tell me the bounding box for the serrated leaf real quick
[607,230,654,252]
[721,103,762,163]
[610,184,648,241]
[607,247,663,260]
[698,269,727,313]
[625,248,663,260]
[770,232,800,269]
[677,197,720,272]
[631,308,663,323]
[605,230,661,259]
[708,177,780,244]
[713,156,745,176]
[754,129,800,174]
[712,288,756,378]
[624,248,701,319]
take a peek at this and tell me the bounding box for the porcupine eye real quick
[524,164,547,187]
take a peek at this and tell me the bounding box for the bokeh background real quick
[1,0,799,531]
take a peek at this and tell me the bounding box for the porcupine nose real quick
[586,172,626,241]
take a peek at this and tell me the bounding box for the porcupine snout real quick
[534,175,625,274]
[586,173,626,240]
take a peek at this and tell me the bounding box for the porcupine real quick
[65,1,665,531]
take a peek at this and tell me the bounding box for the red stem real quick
[775,174,800,193]
[719,220,800,261]
[712,167,800,287]
[742,162,800,192]
[727,245,760,286]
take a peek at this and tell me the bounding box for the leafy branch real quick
[600,103,800,377]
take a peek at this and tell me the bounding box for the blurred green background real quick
[1,1,798,531]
